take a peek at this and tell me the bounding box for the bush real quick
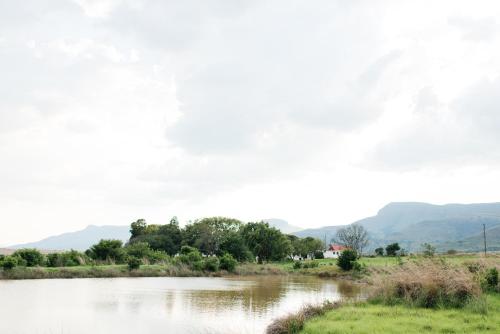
[313,251,324,259]
[219,253,237,272]
[372,260,481,308]
[337,250,358,271]
[385,243,400,257]
[2,256,17,270]
[375,247,384,256]
[127,257,142,270]
[483,268,499,291]
[203,257,220,272]
[46,250,88,267]
[293,261,302,269]
[302,261,319,269]
[88,239,126,263]
[447,249,458,255]
[13,248,45,267]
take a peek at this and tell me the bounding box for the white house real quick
[323,244,348,259]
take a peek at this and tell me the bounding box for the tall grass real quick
[370,259,481,308]
[266,302,341,334]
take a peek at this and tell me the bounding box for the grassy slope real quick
[302,294,500,334]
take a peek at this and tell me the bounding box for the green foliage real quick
[87,239,126,263]
[421,243,436,257]
[241,222,292,263]
[1,256,17,270]
[385,243,400,257]
[482,268,499,291]
[302,261,320,269]
[293,261,302,269]
[130,219,147,238]
[313,250,324,259]
[182,217,242,256]
[177,246,203,270]
[12,248,45,267]
[219,230,253,261]
[337,249,358,271]
[292,237,324,259]
[127,256,142,270]
[203,256,220,272]
[219,253,237,272]
[129,217,182,256]
[375,247,384,256]
[46,250,88,267]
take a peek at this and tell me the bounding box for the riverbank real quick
[299,293,500,334]
[1,253,496,280]
[266,256,500,334]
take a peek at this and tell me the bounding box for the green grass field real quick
[301,294,500,334]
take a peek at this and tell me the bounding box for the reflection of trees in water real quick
[178,276,362,314]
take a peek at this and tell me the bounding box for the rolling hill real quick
[10,225,131,251]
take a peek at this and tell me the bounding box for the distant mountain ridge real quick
[293,202,500,252]
[10,225,131,251]
[10,219,302,251]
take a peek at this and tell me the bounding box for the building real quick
[323,244,348,259]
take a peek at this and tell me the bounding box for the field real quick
[302,294,500,334]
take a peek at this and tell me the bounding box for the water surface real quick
[0,276,363,334]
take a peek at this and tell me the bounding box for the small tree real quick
[219,253,237,272]
[337,249,358,271]
[334,224,369,255]
[127,257,142,270]
[385,243,400,257]
[375,247,384,256]
[203,257,220,272]
[88,239,126,263]
[2,256,17,270]
[13,249,45,267]
[421,243,436,257]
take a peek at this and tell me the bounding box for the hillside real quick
[294,202,500,252]
[10,225,130,251]
[264,219,303,234]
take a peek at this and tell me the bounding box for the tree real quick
[129,216,182,256]
[292,237,324,259]
[337,249,358,271]
[12,248,45,267]
[87,239,126,263]
[1,256,17,270]
[385,243,401,257]
[375,247,384,256]
[241,222,292,263]
[130,219,147,238]
[182,217,242,255]
[219,253,237,272]
[334,224,369,255]
[421,243,436,257]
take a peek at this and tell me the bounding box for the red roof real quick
[328,244,348,251]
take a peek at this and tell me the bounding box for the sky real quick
[2,0,500,245]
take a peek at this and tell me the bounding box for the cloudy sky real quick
[2,0,500,245]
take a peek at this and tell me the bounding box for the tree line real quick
[0,217,326,271]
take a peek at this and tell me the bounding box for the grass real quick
[267,254,500,334]
[301,294,500,334]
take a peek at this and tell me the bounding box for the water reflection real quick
[0,276,364,334]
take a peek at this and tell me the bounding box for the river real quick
[0,276,363,334]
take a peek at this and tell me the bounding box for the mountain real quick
[10,225,130,251]
[264,219,303,234]
[293,202,500,252]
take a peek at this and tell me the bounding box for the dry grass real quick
[370,258,481,308]
[266,302,341,334]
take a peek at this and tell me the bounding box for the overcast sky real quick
[2,0,500,245]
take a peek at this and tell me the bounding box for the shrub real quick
[375,247,384,256]
[128,257,142,270]
[203,256,220,272]
[421,243,436,257]
[483,268,499,291]
[88,239,126,263]
[302,261,319,269]
[293,261,302,269]
[313,251,324,259]
[13,248,45,267]
[219,253,237,272]
[2,256,17,270]
[447,249,458,255]
[337,250,358,271]
[372,260,481,308]
[46,250,88,267]
[385,243,400,257]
